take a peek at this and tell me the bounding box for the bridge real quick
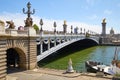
[36,34,99,62]
[0,27,99,80]
[0,2,100,80]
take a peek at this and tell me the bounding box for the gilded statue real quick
[102,18,106,23]
[64,20,66,25]
[6,20,15,29]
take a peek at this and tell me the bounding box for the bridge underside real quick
[58,38,98,52]
[61,38,98,51]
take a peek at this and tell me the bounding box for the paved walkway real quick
[6,68,113,80]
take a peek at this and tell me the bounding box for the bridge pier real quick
[0,33,38,80]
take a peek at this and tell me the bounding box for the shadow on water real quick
[38,39,98,68]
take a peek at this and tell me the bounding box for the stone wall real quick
[0,38,7,80]
[0,35,37,80]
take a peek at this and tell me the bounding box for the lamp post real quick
[76,27,78,34]
[80,28,82,34]
[39,19,43,55]
[84,28,85,35]
[40,19,43,33]
[23,2,35,70]
[71,25,73,34]
[23,2,35,27]
[53,21,57,46]
[23,2,35,18]
[54,21,57,34]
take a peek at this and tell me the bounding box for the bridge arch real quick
[6,47,27,70]
[37,37,99,61]
[79,38,99,46]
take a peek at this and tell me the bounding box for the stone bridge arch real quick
[6,47,27,69]
[6,37,37,70]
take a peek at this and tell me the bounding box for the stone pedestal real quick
[101,18,106,37]
[0,26,5,34]
[0,20,5,34]
[24,27,36,36]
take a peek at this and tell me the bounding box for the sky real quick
[0,0,120,34]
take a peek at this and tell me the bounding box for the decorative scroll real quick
[56,39,61,42]
[51,40,55,43]
[43,40,49,44]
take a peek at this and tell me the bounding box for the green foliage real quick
[33,24,39,31]
[114,73,120,77]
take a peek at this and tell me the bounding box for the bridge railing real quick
[5,29,28,36]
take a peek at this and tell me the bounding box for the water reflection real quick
[39,46,119,72]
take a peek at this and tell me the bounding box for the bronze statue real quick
[6,20,15,29]
[24,17,33,27]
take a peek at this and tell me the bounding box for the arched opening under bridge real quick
[6,48,26,73]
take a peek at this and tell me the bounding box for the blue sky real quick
[0,0,120,33]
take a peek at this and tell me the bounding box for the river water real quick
[39,46,120,72]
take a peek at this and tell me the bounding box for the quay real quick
[6,68,113,80]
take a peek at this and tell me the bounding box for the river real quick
[38,46,120,72]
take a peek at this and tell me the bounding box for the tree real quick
[33,24,39,33]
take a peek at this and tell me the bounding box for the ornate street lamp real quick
[80,28,82,34]
[40,19,43,32]
[76,27,78,34]
[84,28,85,34]
[53,21,57,34]
[23,2,35,27]
[71,25,73,34]
[23,2,35,18]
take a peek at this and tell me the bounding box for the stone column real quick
[27,37,37,70]
[101,18,106,37]
[48,39,50,50]
[54,39,56,47]
[40,41,43,54]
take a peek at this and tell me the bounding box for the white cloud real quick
[88,14,98,20]
[86,0,95,6]
[104,10,112,15]
[0,12,101,34]
[117,3,120,7]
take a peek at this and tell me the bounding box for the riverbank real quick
[6,68,113,80]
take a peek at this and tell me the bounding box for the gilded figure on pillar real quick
[102,18,106,23]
